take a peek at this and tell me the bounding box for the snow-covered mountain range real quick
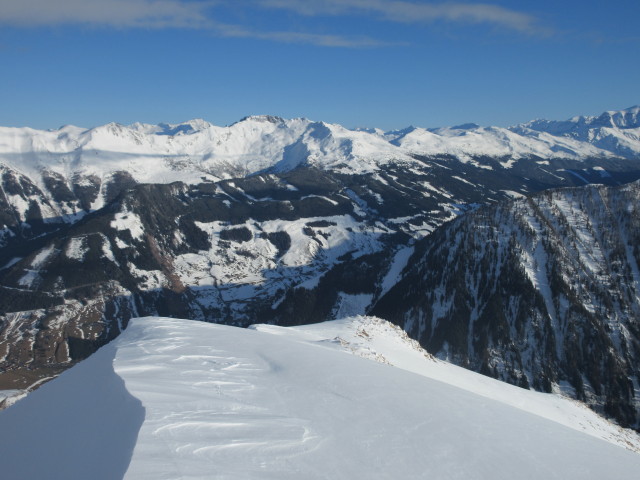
[2,106,640,436]
[0,106,639,230]
[3,105,640,185]
[1,316,639,479]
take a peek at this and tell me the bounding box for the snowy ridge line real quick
[253,315,640,454]
[0,105,638,247]
[1,315,640,480]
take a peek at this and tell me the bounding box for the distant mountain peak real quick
[156,119,212,136]
[594,105,640,129]
[232,114,289,126]
[518,105,640,131]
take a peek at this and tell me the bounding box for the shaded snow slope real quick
[1,316,640,480]
[0,341,144,480]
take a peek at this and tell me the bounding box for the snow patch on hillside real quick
[111,211,145,240]
[65,236,88,261]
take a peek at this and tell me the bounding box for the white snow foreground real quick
[1,317,639,480]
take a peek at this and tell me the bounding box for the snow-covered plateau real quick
[0,316,639,480]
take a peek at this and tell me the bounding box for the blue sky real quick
[0,0,638,130]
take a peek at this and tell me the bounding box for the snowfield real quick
[1,316,639,479]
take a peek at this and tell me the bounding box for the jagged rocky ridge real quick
[373,181,640,428]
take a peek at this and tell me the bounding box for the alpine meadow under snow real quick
[1,316,639,480]
[2,106,640,477]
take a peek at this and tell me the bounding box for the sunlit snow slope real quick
[1,316,639,480]
[257,317,640,452]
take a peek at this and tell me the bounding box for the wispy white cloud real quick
[0,0,215,29]
[258,0,541,34]
[0,0,543,48]
[0,0,390,47]
[214,23,397,47]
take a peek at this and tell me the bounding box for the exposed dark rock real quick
[219,227,252,243]
[42,170,75,203]
[105,171,137,204]
[72,174,102,211]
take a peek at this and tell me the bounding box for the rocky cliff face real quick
[373,181,640,428]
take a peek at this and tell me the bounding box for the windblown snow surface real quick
[1,316,639,480]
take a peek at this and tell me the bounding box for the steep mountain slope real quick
[373,180,640,428]
[1,316,639,480]
[255,316,640,452]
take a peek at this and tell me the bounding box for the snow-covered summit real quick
[521,105,640,134]
[389,123,606,162]
[253,316,640,453]
[1,316,639,480]
[387,106,640,162]
[129,118,214,136]
[513,105,640,158]
[0,115,411,187]
[231,114,288,125]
